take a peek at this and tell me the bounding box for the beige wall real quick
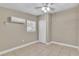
[0,7,37,51]
[76,6,79,46]
[36,5,79,46]
[52,6,79,46]
[46,13,52,42]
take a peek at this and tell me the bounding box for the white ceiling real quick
[0,3,78,16]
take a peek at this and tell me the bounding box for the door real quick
[39,19,47,43]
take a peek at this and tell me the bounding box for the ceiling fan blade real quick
[42,3,48,7]
[47,3,54,7]
[50,3,54,5]
[35,7,42,9]
[50,7,55,10]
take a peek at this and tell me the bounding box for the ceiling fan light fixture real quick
[41,7,47,13]
[35,3,54,13]
[46,7,50,11]
[43,9,47,13]
[41,7,50,13]
[41,7,46,11]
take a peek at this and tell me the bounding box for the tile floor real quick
[2,43,79,56]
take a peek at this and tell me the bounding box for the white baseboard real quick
[46,41,79,49]
[0,40,79,55]
[0,40,39,55]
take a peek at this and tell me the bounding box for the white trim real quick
[0,40,39,55]
[0,40,79,55]
[46,41,79,49]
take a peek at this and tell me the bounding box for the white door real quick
[39,19,47,43]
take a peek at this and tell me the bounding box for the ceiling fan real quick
[35,3,54,13]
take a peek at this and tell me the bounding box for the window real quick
[27,20,36,32]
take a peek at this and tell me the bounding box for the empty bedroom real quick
[0,3,79,56]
